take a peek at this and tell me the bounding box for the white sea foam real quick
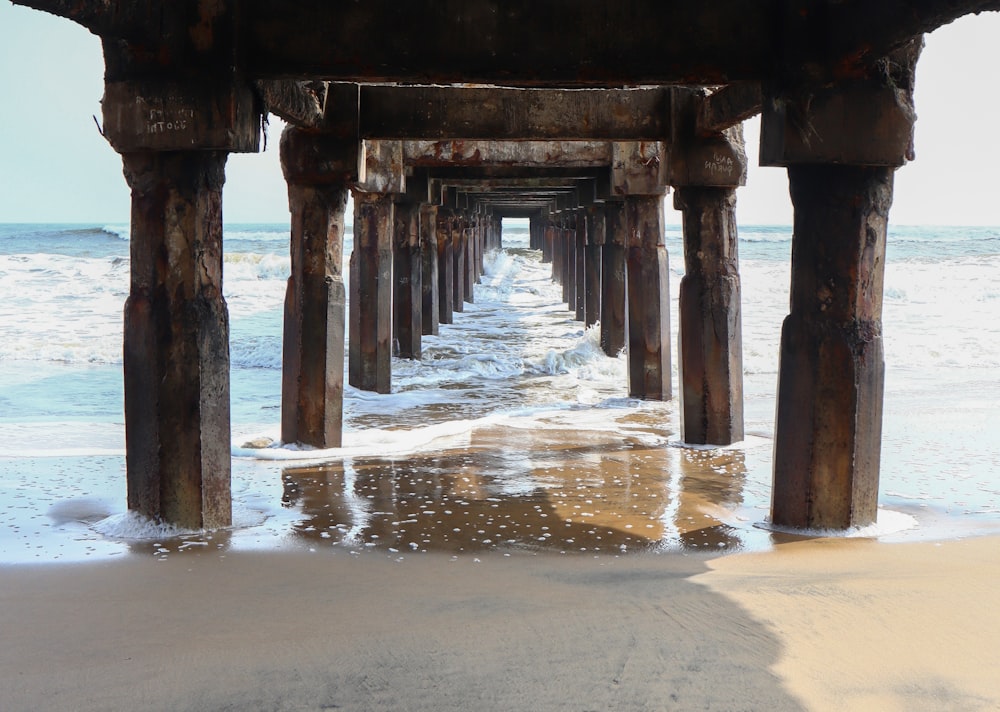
[93,511,198,540]
[753,508,919,538]
[232,416,500,463]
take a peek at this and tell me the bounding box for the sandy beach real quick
[2,535,998,712]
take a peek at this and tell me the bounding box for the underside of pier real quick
[13,0,1000,531]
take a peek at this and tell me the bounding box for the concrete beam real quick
[359,86,670,140]
[256,79,325,129]
[102,79,261,153]
[696,83,763,136]
[405,141,611,169]
[237,0,1000,86]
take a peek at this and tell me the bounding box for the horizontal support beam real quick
[240,0,1000,86]
[256,80,325,129]
[359,87,670,139]
[19,1,1000,88]
[405,141,612,169]
[697,83,763,136]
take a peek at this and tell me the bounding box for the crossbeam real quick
[359,87,669,140]
[18,1,999,87]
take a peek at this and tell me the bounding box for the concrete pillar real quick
[601,200,627,357]
[122,150,231,530]
[463,216,475,304]
[452,215,466,312]
[549,223,562,285]
[476,215,485,281]
[437,210,455,324]
[563,218,577,310]
[585,206,604,329]
[349,192,393,393]
[675,186,744,445]
[281,178,349,449]
[625,195,671,400]
[534,216,550,262]
[761,40,918,529]
[575,210,587,321]
[771,165,892,529]
[392,199,422,359]
[420,203,440,336]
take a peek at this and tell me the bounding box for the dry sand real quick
[2,536,998,712]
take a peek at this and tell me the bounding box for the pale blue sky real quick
[2,3,999,225]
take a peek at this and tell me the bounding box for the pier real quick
[12,0,1000,532]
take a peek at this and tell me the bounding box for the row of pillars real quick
[121,153,891,535]
[348,193,498,394]
[120,80,909,537]
[533,190,744,445]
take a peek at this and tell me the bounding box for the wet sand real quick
[2,536,998,712]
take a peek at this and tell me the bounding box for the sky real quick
[1,4,999,226]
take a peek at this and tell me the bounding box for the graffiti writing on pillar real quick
[146,108,195,134]
[704,152,735,177]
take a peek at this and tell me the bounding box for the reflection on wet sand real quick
[281,422,757,554]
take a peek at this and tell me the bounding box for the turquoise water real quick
[2,221,999,562]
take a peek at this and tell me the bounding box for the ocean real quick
[2,220,999,563]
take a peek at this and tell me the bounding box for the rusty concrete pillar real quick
[575,210,587,321]
[563,217,577,310]
[463,216,476,303]
[761,40,919,529]
[281,181,349,448]
[601,200,627,357]
[476,214,485,282]
[549,223,562,285]
[420,203,440,336]
[279,127,355,450]
[585,206,604,329]
[535,216,552,263]
[122,150,232,530]
[280,166,350,450]
[771,165,893,529]
[437,210,455,324]
[349,192,394,393]
[452,215,466,312]
[625,195,671,400]
[392,199,422,358]
[675,187,744,445]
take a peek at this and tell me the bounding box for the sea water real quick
[1,221,999,562]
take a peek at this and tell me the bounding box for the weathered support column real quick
[475,214,485,282]
[349,192,394,393]
[452,215,466,312]
[350,140,402,393]
[279,127,354,449]
[549,223,563,285]
[772,165,894,529]
[102,44,262,529]
[601,200,627,357]
[625,195,671,400]
[615,141,671,400]
[668,106,748,446]
[563,218,577,310]
[463,216,476,303]
[575,210,587,321]
[392,199,422,358]
[535,216,552,263]
[122,151,233,530]
[761,41,919,529]
[674,187,744,445]
[420,203,440,336]
[585,206,604,329]
[437,210,455,324]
